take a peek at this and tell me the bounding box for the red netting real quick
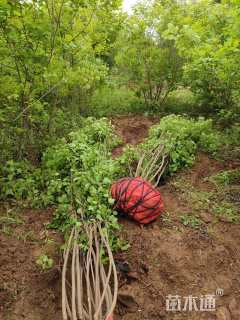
[110,177,164,224]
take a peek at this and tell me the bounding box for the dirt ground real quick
[0,208,63,320]
[111,115,159,156]
[1,115,240,320]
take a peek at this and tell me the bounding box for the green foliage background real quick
[1,0,240,164]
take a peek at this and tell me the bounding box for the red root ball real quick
[110,177,164,224]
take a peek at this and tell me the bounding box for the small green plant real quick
[0,210,23,237]
[36,254,54,271]
[0,213,23,226]
[209,169,240,187]
[1,225,13,236]
[16,230,38,243]
[180,214,203,229]
[0,160,43,206]
[188,190,213,211]
[213,202,239,223]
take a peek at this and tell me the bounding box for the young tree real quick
[162,0,240,121]
[0,0,122,162]
[115,2,183,110]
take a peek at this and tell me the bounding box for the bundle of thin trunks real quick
[62,221,118,320]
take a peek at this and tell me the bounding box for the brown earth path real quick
[111,115,159,157]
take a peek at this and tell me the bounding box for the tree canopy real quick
[0,0,239,163]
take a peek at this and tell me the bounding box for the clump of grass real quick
[180,214,203,229]
[209,169,240,187]
[0,209,24,237]
[213,202,239,223]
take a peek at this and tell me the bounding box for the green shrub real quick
[0,118,129,250]
[223,124,240,146]
[141,115,221,174]
[163,88,197,115]
[88,86,145,116]
[0,118,122,206]
[0,160,43,203]
[42,118,129,250]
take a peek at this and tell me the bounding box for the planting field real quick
[1,116,239,320]
[1,1,240,319]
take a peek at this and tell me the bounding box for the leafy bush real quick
[141,115,221,174]
[0,160,43,204]
[0,118,129,251]
[0,118,123,206]
[41,117,122,204]
[163,0,240,121]
[163,88,197,115]
[43,118,129,251]
[0,0,121,163]
[223,125,240,146]
[89,86,145,116]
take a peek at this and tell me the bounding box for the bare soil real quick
[0,209,62,320]
[1,115,240,320]
[111,115,159,156]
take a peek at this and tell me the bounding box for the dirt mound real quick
[111,115,159,157]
